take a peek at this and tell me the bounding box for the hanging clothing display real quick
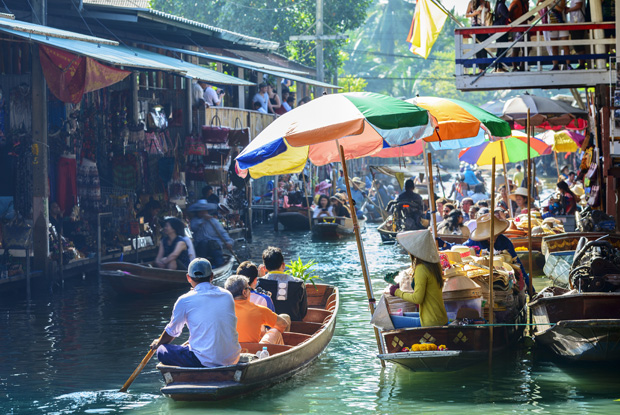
[77,157,101,213]
[57,154,77,215]
[10,84,32,132]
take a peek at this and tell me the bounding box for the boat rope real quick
[459,322,555,327]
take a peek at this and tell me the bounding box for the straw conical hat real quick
[397,230,440,263]
[508,187,530,201]
[470,213,509,241]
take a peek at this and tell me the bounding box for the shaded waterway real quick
[1,224,619,414]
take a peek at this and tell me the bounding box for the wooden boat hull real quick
[378,308,526,372]
[278,208,311,231]
[312,216,365,240]
[157,283,339,401]
[100,255,234,295]
[377,220,396,244]
[529,287,620,361]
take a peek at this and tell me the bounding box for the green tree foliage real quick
[338,74,367,92]
[150,0,372,80]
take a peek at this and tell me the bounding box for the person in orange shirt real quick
[225,275,290,345]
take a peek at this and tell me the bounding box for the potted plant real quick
[286,257,322,289]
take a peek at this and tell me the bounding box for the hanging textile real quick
[39,45,130,104]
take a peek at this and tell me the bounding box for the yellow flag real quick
[407,0,448,59]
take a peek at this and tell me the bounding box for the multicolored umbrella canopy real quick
[501,94,588,127]
[458,135,550,166]
[510,130,552,155]
[236,92,437,178]
[370,97,512,158]
[407,97,512,149]
[538,129,585,153]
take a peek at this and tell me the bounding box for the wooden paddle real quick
[119,330,166,393]
[228,247,242,264]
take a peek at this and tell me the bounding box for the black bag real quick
[204,147,231,166]
[228,117,251,147]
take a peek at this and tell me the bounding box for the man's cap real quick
[188,258,213,279]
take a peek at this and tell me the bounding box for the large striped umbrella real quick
[236,92,437,178]
[510,130,552,155]
[458,135,550,166]
[370,97,512,158]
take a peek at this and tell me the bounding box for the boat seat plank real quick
[290,321,323,335]
[304,308,332,323]
[282,332,312,346]
[240,342,292,355]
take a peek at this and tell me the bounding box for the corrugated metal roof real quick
[84,0,150,8]
[0,26,181,72]
[147,43,340,89]
[144,43,309,76]
[138,9,279,51]
[0,24,254,85]
[0,15,118,45]
[82,2,278,51]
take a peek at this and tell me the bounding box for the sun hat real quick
[330,193,345,203]
[396,230,440,263]
[188,258,213,279]
[444,266,467,278]
[351,177,366,190]
[508,187,530,201]
[470,213,509,241]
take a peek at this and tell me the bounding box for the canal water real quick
[1,224,619,414]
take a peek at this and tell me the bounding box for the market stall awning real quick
[0,15,118,45]
[150,43,341,89]
[0,26,182,73]
[144,43,309,76]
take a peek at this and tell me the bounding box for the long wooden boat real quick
[378,308,526,371]
[157,283,339,401]
[312,216,366,240]
[100,255,234,295]
[278,207,311,231]
[541,233,620,288]
[377,217,396,244]
[529,286,620,361]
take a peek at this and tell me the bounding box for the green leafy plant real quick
[286,257,322,289]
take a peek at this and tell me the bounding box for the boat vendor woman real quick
[155,217,190,270]
[330,194,351,218]
[556,180,577,214]
[437,213,530,304]
[313,194,334,218]
[509,187,530,214]
[388,230,448,328]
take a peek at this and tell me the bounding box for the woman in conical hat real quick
[388,230,448,327]
[437,213,531,300]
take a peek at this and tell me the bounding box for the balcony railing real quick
[455,22,616,91]
[203,107,275,141]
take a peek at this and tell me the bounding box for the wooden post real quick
[554,150,561,180]
[500,143,513,218]
[489,157,496,365]
[301,169,312,230]
[427,152,438,242]
[338,143,386,366]
[527,111,534,297]
[273,175,279,232]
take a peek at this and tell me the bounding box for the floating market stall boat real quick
[312,216,366,240]
[100,255,234,295]
[278,207,312,231]
[529,286,620,361]
[541,233,620,288]
[157,283,339,401]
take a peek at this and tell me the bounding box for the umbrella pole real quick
[338,143,386,366]
[301,170,312,231]
[501,144,513,218]
[489,157,496,366]
[527,111,534,300]
[427,153,439,243]
[274,175,279,232]
[554,150,561,180]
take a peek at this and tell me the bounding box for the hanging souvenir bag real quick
[201,114,229,144]
[584,162,598,187]
[588,185,600,207]
[227,117,251,147]
[145,132,163,155]
[185,135,205,156]
[204,147,231,166]
[2,217,33,249]
[185,159,205,182]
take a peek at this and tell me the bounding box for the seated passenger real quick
[155,217,190,270]
[313,194,334,218]
[150,258,240,367]
[257,246,308,321]
[329,194,351,218]
[225,275,290,345]
[236,261,275,312]
[437,209,471,238]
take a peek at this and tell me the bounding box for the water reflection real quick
[1,224,619,414]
